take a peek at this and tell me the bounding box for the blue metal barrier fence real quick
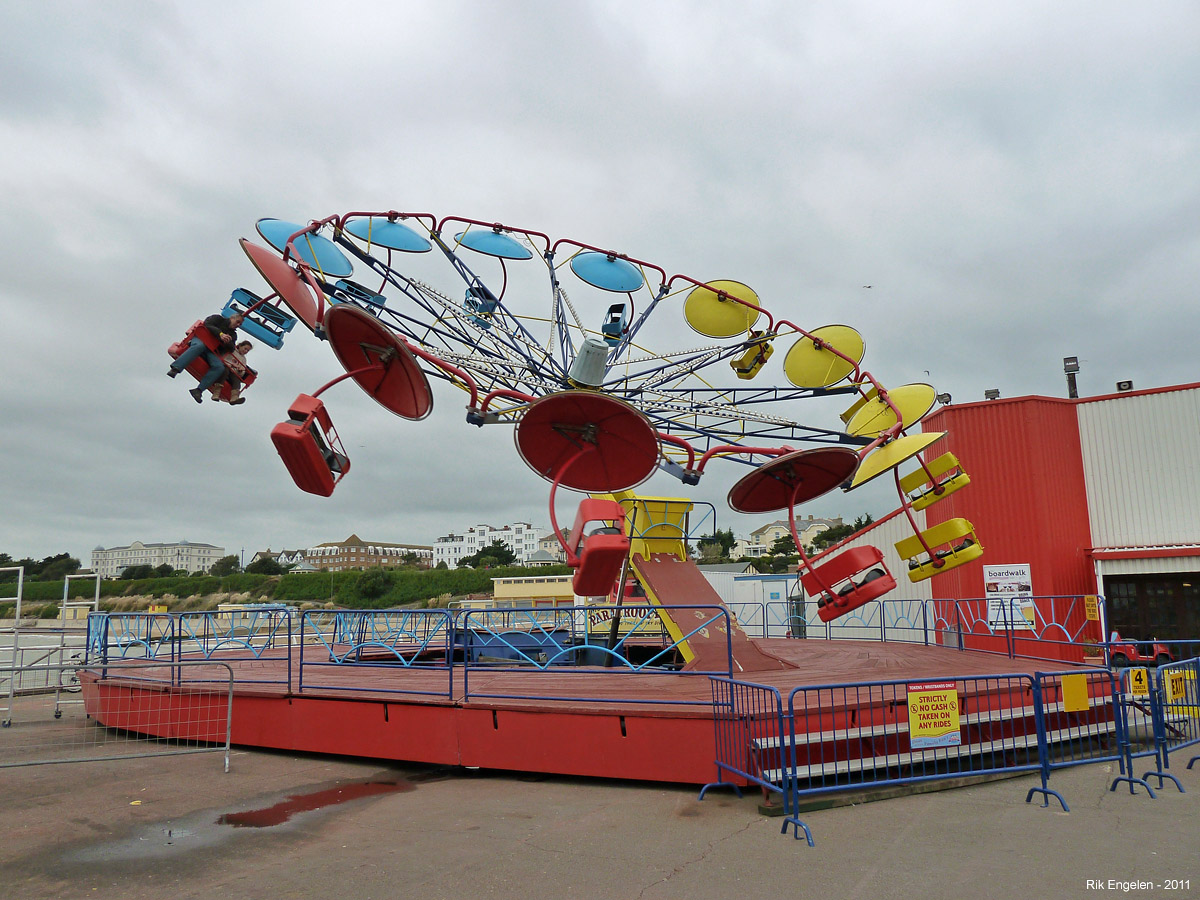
[703,664,1195,845]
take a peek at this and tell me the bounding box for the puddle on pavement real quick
[62,776,415,865]
[217,780,414,828]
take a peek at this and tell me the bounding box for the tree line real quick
[1,543,511,585]
[0,552,81,582]
[0,551,286,582]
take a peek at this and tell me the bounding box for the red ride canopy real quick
[727,447,860,513]
[324,304,433,420]
[515,392,660,492]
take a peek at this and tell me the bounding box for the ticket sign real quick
[1084,595,1099,621]
[1127,667,1150,697]
[907,681,962,749]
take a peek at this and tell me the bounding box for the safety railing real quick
[777,674,1046,841]
[725,601,804,639]
[176,608,293,658]
[926,595,1103,662]
[87,610,293,689]
[298,610,455,699]
[720,595,1102,657]
[726,599,931,644]
[1095,662,1190,798]
[89,612,176,661]
[80,605,731,705]
[459,605,732,705]
[173,608,292,688]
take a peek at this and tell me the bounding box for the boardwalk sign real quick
[984,564,1035,631]
[907,681,962,748]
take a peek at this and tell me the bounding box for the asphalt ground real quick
[3,719,1199,900]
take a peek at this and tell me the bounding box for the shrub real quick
[355,568,393,601]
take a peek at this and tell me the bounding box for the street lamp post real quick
[1063,356,1080,399]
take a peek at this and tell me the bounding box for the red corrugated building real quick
[913,382,1200,639]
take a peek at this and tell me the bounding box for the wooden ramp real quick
[631,553,790,674]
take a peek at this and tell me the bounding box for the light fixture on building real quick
[936,392,952,405]
[1116,380,1133,392]
[1063,356,1080,399]
[984,388,1000,400]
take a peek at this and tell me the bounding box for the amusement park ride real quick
[170,211,985,615]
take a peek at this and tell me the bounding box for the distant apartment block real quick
[433,522,544,568]
[304,534,433,572]
[91,540,225,578]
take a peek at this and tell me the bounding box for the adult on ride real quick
[169,311,245,403]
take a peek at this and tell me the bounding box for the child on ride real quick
[209,340,254,405]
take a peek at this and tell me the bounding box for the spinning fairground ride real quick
[171,210,984,617]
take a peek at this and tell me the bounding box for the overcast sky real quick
[2,1,1197,567]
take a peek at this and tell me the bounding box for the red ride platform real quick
[80,639,1079,787]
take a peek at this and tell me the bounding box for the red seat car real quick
[1108,632,1173,667]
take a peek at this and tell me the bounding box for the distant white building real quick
[434,522,544,568]
[538,532,567,562]
[250,549,309,568]
[91,540,225,578]
[733,516,843,559]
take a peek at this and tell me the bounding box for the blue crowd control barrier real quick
[782,675,1044,814]
[1136,677,1185,795]
[700,677,813,845]
[1026,669,1122,810]
[1154,658,1200,772]
[702,667,1183,846]
[1125,659,1199,790]
[1109,667,1179,798]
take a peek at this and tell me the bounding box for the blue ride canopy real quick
[453,228,532,260]
[256,218,355,278]
[343,216,432,253]
[570,251,644,293]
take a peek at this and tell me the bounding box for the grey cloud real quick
[2,1,1198,563]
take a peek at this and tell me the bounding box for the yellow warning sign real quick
[907,681,962,748]
[1166,670,1187,702]
[1164,670,1199,718]
[1061,673,1090,713]
[1128,667,1150,697]
[1084,595,1099,621]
